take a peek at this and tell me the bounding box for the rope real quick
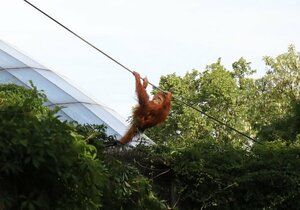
[24,0,134,75]
[23,0,258,143]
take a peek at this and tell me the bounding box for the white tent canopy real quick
[0,39,128,139]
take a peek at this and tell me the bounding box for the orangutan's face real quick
[152,93,164,104]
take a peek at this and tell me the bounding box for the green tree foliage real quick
[258,101,300,142]
[101,158,166,210]
[173,140,300,209]
[1,45,300,210]
[126,139,300,209]
[253,45,300,140]
[147,45,300,146]
[264,45,300,103]
[0,84,106,209]
[147,58,257,147]
[74,124,166,210]
[0,84,165,210]
[133,45,300,209]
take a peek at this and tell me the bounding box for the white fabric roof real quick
[0,39,128,139]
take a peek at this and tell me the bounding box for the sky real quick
[1,0,300,118]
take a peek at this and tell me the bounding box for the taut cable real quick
[23,0,258,143]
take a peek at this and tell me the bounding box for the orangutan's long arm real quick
[163,92,172,107]
[133,71,149,108]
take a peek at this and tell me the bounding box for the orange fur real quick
[120,71,172,144]
[119,125,137,144]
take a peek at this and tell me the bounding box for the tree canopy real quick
[147,45,300,146]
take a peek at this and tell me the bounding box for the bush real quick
[0,84,166,210]
[101,158,166,210]
[74,124,166,209]
[124,139,300,210]
[0,84,106,209]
